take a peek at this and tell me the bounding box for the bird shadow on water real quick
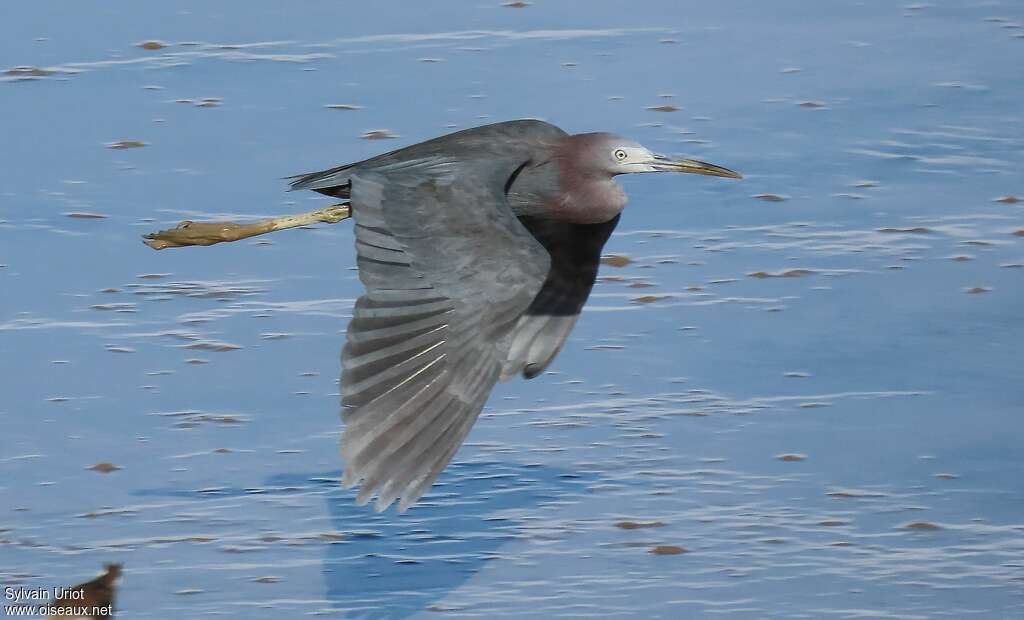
[278,461,592,619]
[135,461,591,619]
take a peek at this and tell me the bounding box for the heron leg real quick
[142,203,351,250]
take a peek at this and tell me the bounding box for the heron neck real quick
[555,168,627,224]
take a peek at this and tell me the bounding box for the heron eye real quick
[614,149,628,161]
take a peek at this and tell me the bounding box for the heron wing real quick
[341,158,549,512]
[502,215,620,380]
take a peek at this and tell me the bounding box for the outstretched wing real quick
[341,157,550,512]
[502,215,620,380]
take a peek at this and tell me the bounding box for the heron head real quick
[581,133,742,179]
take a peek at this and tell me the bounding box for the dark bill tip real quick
[655,158,742,179]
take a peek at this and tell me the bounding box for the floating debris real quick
[798,100,827,108]
[748,268,816,278]
[817,519,849,527]
[87,462,122,473]
[177,97,223,108]
[827,489,887,498]
[616,520,666,530]
[631,295,663,304]
[47,564,121,616]
[647,104,680,112]
[4,66,56,77]
[994,195,1020,204]
[90,303,135,311]
[949,255,973,261]
[152,410,249,428]
[360,129,398,140]
[877,227,931,234]
[752,193,788,202]
[965,286,991,294]
[64,212,108,219]
[935,473,959,480]
[600,254,633,267]
[649,545,687,555]
[179,341,242,352]
[106,140,147,149]
[502,1,530,7]
[776,453,807,462]
[904,521,941,530]
[138,40,168,50]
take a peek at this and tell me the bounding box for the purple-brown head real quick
[566,132,742,179]
[550,132,741,224]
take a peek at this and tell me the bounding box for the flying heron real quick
[288,119,741,512]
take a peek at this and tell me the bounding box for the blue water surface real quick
[1,1,1022,618]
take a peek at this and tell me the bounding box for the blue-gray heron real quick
[289,119,740,512]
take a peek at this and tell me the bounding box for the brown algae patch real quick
[994,195,1020,204]
[87,462,122,473]
[776,453,807,462]
[361,129,398,140]
[138,40,168,50]
[649,545,687,555]
[904,521,942,530]
[64,212,109,219]
[631,295,664,304]
[600,254,633,267]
